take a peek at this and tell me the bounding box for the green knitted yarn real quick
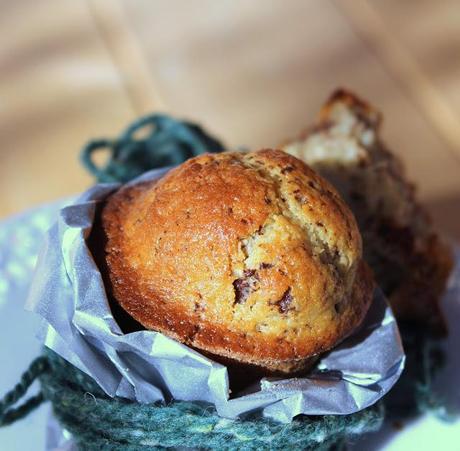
[0,332,447,449]
[4,349,381,451]
[385,323,450,421]
[80,114,224,183]
[0,356,48,426]
[0,334,447,450]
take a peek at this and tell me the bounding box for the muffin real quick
[283,89,453,334]
[96,149,374,375]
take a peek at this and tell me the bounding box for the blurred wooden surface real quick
[1,0,459,238]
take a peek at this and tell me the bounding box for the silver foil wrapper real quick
[26,168,405,424]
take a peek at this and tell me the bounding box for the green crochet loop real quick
[0,331,450,450]
[0,356,48,426]
[28,350,385,450]
[80,114,225,183]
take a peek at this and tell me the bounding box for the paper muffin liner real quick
[26,167,405,424]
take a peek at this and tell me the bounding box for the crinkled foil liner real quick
[26,168,405,431]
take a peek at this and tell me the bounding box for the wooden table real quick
[1,0,459,239]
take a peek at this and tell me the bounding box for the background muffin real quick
[98,149,373,374]
[283,90,453,334]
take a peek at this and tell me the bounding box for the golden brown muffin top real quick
[100,149,373,372]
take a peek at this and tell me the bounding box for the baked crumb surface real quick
[99,149,373,373]
[283,89,453,334]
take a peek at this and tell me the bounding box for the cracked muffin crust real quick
[283,89,453,334]
[98,149,374,374]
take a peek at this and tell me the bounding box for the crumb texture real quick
[99,149,373,372]
[283,89,453,333]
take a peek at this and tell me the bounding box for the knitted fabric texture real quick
[0,334,446,450]
[3,349,383,450]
